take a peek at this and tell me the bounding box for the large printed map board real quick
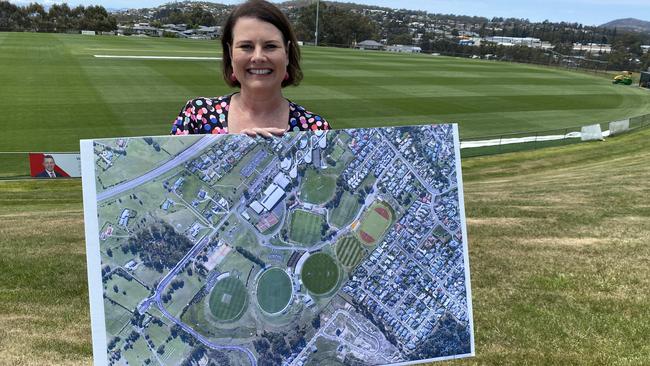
[81,125,474,366]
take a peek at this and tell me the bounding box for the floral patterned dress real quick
[171,94,330,135]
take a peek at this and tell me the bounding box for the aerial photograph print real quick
[1,0,650,365]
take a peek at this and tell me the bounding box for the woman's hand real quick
[239,127,286,138]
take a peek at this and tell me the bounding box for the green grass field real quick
[104,273,151,311]
[2,127,650,364]
[2,30,650,365]
[300,252,339,295]
[255,268,292,314]
[208,276,248,322]
[329,191,361,228]
[335,235,366,268]
[357,201,393,245]
[288,209,325,246]
[300,168,336,204]
[2,31,650,157]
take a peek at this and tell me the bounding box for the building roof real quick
[358,40,383,46]
[273,173,291,189]
[263,183,279,197]
[250,201,264,214]
[261,185,285,211]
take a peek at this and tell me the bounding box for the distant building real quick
[459,30,479,37]
[189,223,201,238]
[573,43,611,53]
[124,260,138,270]
[119,209,130,227]
[173,177,185,192]
[162,23,187,32]
[250,201,264,214]
[118,24,163,37]
[485,36,542,48]
[280,157,292,171]
[196,26,221,38]
[217,197,229,209]
[386,44,422,53]
[161,198,174,211]
[356,40,384,50]
[181,26,221,39]
[304,295,315,307]
[273,172,291,189]
[260,184,285,211]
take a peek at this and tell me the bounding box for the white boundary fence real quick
[2,114,649,179]
[460,113,650,157]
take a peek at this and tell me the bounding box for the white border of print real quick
[79,125,474,366]
[377,124,475,366]
[80,139,109,366]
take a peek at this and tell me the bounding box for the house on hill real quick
[356,40,384,51]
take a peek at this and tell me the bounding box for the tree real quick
[294,3,378,47]
[48,4,73,32]
[311,315,321,329]
[388,32,413,45]
[253,338,270,354]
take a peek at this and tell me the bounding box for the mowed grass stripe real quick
[336,236,365,268]
[300,253,339,295]
[294,94,630,127]
[304,74,605,86]
[0,33,130,150]
[2,33,650,153]
[289,210,325,246]
[256,268,292,314]
[330,191,360,228]
[208,276,247,322]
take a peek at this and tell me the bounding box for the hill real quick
[600,18,650,34]
[2,124,649,364]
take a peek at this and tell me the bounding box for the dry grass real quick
[0,180,91,366]
[1,129,649,365]
[437,127,650,365]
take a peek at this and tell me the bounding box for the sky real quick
[10,0,650,26]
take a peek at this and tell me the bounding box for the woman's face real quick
[230,17,288,92]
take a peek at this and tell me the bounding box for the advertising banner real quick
[29,152,81,178]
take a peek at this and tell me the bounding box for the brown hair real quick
[221,0,302,88]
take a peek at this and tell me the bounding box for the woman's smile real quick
[231,17,288,91]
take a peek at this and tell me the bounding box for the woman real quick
[171,0,330,137]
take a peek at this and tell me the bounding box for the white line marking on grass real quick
[94,55,222,60]
[87,48,221,54]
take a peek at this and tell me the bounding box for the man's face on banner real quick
[43,157,55,172]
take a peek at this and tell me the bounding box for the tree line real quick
[0,1,116,32]
[3,0,650,71]
[291,2,378,47]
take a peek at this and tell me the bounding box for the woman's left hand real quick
[239,127,286,138]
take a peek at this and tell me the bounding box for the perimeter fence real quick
[1,114,649,180]
[460,113,650,158]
